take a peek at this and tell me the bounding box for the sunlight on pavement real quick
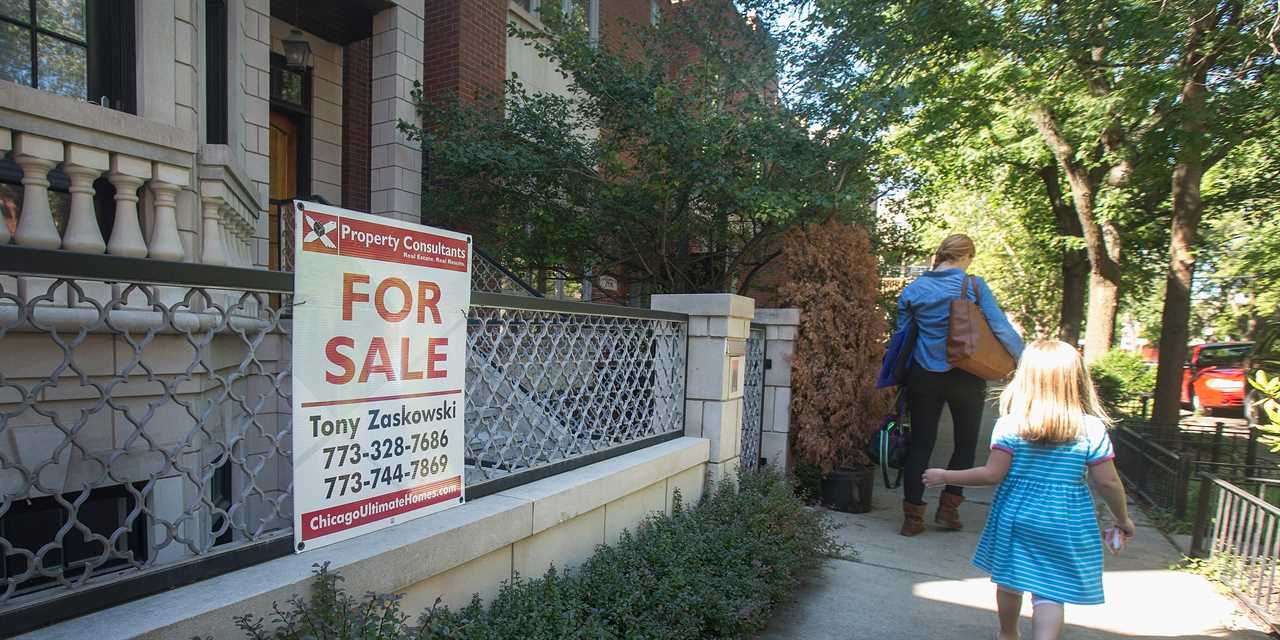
[912,571,1267,638]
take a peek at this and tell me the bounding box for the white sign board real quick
[291,201,470,552]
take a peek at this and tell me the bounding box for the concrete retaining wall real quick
[18,437,709,640]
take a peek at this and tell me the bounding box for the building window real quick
[205,0,228,144]
[0,0,135,112]
[513,0,537,13]
[1,484,148,595]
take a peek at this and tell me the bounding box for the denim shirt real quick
[895,269,1025,373]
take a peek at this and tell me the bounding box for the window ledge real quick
[0,81,196,166]
[16,437,709,640]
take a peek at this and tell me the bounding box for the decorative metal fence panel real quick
[740,326,765,471]
[1198,476,1280,631]
[464,302,687,486]
[0,247,686,629]
[0,267,295,614]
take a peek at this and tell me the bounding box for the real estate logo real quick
[301,210,340,255]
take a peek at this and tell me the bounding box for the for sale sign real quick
[291,201,470,552]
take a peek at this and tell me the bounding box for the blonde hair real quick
[933,234,976,268]
[999,339,1110,445]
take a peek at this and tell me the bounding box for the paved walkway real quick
[762,404,1272,639]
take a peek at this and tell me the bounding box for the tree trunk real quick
[1039,164,1087,345]
[1152,68,1211,425]
[1031,107,1122,362]
[1060,254,1088,345]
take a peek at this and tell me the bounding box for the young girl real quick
[923,340,1136,640]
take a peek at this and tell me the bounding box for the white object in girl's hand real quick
[1102,527,1127,554]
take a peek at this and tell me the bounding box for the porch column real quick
[651,294,755,493]
[754,309,801,474]
[369,3,425,222]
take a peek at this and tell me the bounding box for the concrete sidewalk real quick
[762,406,1272,639]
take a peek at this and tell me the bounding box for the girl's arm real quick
[923,450,1012,488]
[1087,459,1136,536]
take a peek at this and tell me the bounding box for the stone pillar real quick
[370,3,425,222]
[62,144,110,254]
[12,133,64,249]
[106,155,151,258]
[198,181,228,266]
[754,308,800,474]
[147,163,190,262]
[651,294,755,493]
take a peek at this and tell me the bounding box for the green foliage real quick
[1192,139,1280,340]
[1250,371,1280,453]
[401,1,871,297]
[747,0,1279,368]
[222,470,840,640]
[1089,350,1156,412]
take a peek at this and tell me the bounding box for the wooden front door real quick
[269,111,299,271]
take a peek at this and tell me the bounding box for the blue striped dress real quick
[972,415,1115,605]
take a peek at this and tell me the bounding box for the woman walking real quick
[924,340,1135,640]
[896,234,1024,536]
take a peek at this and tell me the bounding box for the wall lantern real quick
[282,27,312,69]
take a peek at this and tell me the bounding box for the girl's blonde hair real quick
[999,339,1110,444]
[933,233,976,268]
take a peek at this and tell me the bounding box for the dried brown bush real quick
[779,220,892,474]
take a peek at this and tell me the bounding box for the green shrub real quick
[221,469,840,640]
[1089,349,1156,412]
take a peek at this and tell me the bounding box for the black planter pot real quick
[820,466,875,513]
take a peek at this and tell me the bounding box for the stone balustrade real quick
[0,127,256,267]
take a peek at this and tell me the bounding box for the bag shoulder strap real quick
[960,274,981,304]
[882,456,903,489]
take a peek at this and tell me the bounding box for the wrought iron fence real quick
[1112,425,1191,516]
[740,325,765,471]
[471,248,542,298]
[1114,418,1275,523]
[0,246,686,632]
[1190,474,1280,631]
[464,299,687,489]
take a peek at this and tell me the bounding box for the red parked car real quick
[1182,342,1254,415]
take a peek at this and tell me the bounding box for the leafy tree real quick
[756,0,1278,382]
[1146,0,1280,424]
[759,0,1174,362]
[402,0,870,298]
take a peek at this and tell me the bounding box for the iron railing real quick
[1114,418,1276,523]
[1112,425,1191,516]
[0,245,685,633]
[1189,474,1280,631]
[1122,418,1267,469]
[740,325,765,471]
[471,247,542,298]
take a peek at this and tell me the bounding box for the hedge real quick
[224,470,841,640]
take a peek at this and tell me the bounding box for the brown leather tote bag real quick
[947,275,1016,380]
